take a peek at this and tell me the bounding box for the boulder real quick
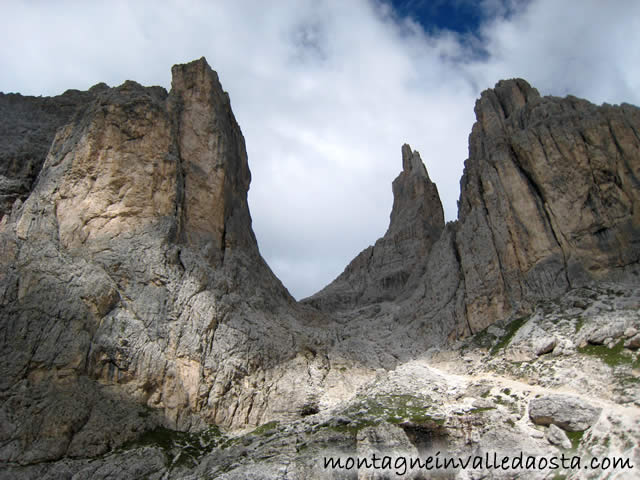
[625,334,640,350]
[546,423,572,450]
[529,395,601,432]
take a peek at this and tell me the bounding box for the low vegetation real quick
[490,315,530,355]
[578,340,638,368]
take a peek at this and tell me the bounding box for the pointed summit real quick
[401,143,429,178]
[472,78,541,138]
[388,144,443,238]
[304,144,445,311]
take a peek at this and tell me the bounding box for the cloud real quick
[468,0,640,105]
[1,0,638,299]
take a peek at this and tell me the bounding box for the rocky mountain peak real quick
[400,142,428,176]
[0,58,312,467]
[169,56,255,263]
[389,143,443,238]
[1,61,639,479]
[475,77,540,120]
[171,56,215,90]
[304,144,444,311]
[457,77,640,333]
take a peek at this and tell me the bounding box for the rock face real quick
[546,423,572,450]
[0,86,104,219]
[305,144,444,312]
[308,78,640,344]
[0,57,328,466]
[455,79,640,333]
[301,145,463,364]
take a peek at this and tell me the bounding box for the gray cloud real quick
[1,0,638,299]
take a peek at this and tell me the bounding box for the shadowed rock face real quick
[304,144,445,312]
[456,78,640,333]
[0,86,105,219]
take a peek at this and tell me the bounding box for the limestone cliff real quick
[456,79,640,333]
[308,78,640,346]
[305,144,444,311]
[0,58,329,466]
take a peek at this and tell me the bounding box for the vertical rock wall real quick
[457,79,640,332]
[0,58,327,465]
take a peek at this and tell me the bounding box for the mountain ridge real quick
[0,59,638,479]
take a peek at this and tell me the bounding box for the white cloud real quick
[1,0,638,299]
[468,0,640,104]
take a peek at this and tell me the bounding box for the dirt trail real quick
[425,359,640,419]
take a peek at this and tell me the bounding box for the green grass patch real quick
[218,436,241,450]
[472,327,497,349]
[619,374,640,385]
[566,430,584,451]
[326,418,378,435]
[577,341,636,367]
[324,394,443,435]
[574,317,585,333]
[468,407,495,414]
[120,425,224,468]
[493,395,511,406]
[623,436,635,451]
[251,421,279,436]
[490,315,529,355]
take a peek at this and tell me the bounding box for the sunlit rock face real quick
[0,57,328,465]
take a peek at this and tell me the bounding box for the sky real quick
[2,0,639,299]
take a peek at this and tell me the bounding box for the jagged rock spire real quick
[304,144,445,311]
[401,143,428,177]
[388,143,443,238]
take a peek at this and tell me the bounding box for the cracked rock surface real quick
[0,58,330,466]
